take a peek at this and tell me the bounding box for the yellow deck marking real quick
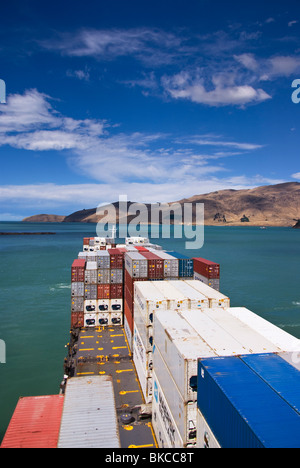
[99,371,106,375]
[79,348,94,351]
[128,444,154,448]
[112,346,127,350]
[119,390,139,395]
[82,336,94,339]
[116,369,133,374]
[97,347,104,351]
[77,372,95,375]
[110,334,123,337]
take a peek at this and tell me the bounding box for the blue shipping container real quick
[240,353,300,415]
[197,355,300,448]
[166,252,193,277]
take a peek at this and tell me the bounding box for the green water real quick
[0,222,299,441]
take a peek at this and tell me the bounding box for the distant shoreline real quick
[0,232,56,235]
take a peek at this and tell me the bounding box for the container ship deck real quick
[1,233,300,449]
[64,325,157,448]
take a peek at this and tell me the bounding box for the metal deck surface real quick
[65,326,157,449]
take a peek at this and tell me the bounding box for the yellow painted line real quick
[119,390,139,395]
[112,346,127,350]
[81,336,94,339]
[99,371,106,375]
[110,334,123,337]
[77,372,95,375]
[116,369,133,374]
[79,348,94,351]
[98,348,104,351]
[128,444,154,448]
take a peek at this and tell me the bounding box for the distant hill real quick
[23,214,66,223]
[22,182,300,227]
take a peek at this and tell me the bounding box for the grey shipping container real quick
[57,375,120,448]
[71,282,84,297]
[85,269,98,285]
[96,251,110,269]
[110,269,123,284]
[84,284,97,300]
[125,252,148,278]
[71,296,84,312]
[98,269,111,284]
[194,272,220,291]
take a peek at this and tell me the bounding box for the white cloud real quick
[161,72,271,107]
[291,172,300,180]
[0,89,271,212]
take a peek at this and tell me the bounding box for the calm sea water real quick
[0,221,300,441]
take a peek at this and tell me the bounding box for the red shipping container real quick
[193,257,220,279]
[110,284,123,299]
[97,284,111,299]
[108,248,124,269]
[124,269,148,296]
[124,284,133,309]
[71,259,86,282]
[71,312,84,329]
[124,299,133,334]
[83,237,90,245]
[135,246,149,252]
[1,395,64,448]
[140,252,164,279]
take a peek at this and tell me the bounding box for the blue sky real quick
[1,0,300,219]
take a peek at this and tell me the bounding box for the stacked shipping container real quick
[193,257,220,291]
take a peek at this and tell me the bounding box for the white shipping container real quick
[134,303,153,353]
[134,281,168,326]
[226,307,300,352]
[97,299,110,312]
[154,310,216,402]
[181,309,283,355]
[124,315,133,352]
[110,299,123,312]
[151,281,190,310]
[153,344,197,445]
[78,252,88,260]
[84,313,97,327]
[57,375,120,448]
[111,312,123,326]
[84,300,97,313]
[86,254,97,263]
[125,252,148,278]
[168,280,209,309]
[152,370,185,448]
[98,313,110,326]
[133,324,152,398]
[126,237,149,245]
[184,280,229,308]
[196,408,220,449]
[193,272,220,291]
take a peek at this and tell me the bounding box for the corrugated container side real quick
[140,252,164,279]
[166,252,194,278]
[1,395,64,448]
[240,353,300,414]
[197,356,300,448]
[110,284,123,299]
[71,312,84,328]
[153,343,197,444]
[152,370,184,448]
[193,258,220,279]
[97,284,111,299]
[57,376,120,448]
[193,272,220,291]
